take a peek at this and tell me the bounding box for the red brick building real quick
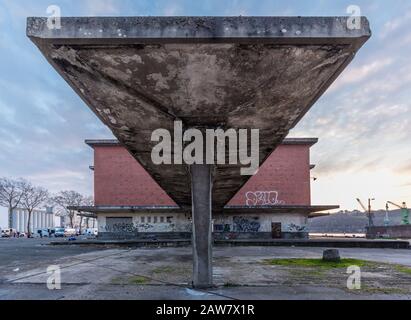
[78,138,338,239]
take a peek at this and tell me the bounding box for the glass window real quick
[147,217,151,223]
[141,217,145,223]
[160,216,164,223]
[154,216,158,223]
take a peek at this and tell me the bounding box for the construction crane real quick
[386,201,410,225]
[384,203,390,226]
[356,198,375,227]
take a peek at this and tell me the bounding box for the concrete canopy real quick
[27,16,371,211]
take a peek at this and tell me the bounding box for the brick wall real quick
[94,146,176,206]
[93,144,311,206]
[228,145,311,206]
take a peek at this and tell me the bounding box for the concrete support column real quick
[33,212,37,231]
[40,212,44,229]
[30,213,34,234]
[19,211,23,232]
[24,210,28,233]
[190,164,213,288]
[15,210,19,231]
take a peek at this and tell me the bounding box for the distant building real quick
[59,212,97,230]
[71,138,338,240]
[11,207,55,233]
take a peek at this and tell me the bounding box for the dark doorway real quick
[271,222,282,239]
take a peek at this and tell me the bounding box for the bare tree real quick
[79,196,94,234]
[52,191,85,229]
[0,178,28,228]
[21,183,49,236]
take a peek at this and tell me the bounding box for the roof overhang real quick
[69,204,339,217]
[85,137,319,148]
[28,16,370,211]
[223,205,339,216]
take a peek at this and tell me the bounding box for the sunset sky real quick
[1,0,411,226]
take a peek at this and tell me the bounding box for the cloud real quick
[1,0,411,212]
[329,58,393,92]
[26,169,93,195]
[396,162,411,174]
[162,3,183,16]
[380,9,411,39]
[82,0,120,16]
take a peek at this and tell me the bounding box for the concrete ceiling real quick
[27,16,371,210]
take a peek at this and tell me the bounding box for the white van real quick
[2,228,17,237]
[64,228,77,237]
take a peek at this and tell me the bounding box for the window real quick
[160,216,164,223]
[141,217,145,223]
[154,216,158,223]
[167,216,173,223]
[147,217,151,223]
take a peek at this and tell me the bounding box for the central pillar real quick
[190,164,213,288]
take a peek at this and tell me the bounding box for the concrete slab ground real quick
[0,239,410,300]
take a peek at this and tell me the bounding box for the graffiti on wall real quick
[104,223,138,233]
[286,223,307,232]
[101,222,192,233]
[233,216,260,232]
[245,191,285,206]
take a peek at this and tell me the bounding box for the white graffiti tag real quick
[245,191,285,206]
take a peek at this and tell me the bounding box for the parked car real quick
[2,228,17,237]
[37,229,50,238]
[84,228,98,236]
[54,227,65,237]
[64,228,76,237]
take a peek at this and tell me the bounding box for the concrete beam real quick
[190,164,213,288]
[27,16,370,45]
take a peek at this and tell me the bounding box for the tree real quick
[0,178,28,228]
[52,191,90,229]
[21,183,49,236]
[78,195,94,234]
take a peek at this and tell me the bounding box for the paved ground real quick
[0,238,410,300]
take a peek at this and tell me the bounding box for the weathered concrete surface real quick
[27,17,371,210]
[48,238,411,249]
[2,242,411,300]
[190,165,213,288]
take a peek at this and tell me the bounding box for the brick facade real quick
[92,142,312,207]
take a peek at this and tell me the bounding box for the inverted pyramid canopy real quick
[27,16,371,210]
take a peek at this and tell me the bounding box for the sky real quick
[1,0,411,227]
